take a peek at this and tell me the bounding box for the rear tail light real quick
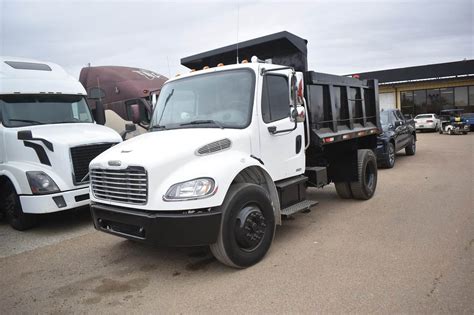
[426,120,433,123]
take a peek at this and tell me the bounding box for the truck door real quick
[257,72,305,181]
[392,110,408,149]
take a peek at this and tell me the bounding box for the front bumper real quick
[20,187,90,214]
[90,202,222,246]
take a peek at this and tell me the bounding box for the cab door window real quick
[261,75,290,123]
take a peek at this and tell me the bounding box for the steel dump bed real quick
[305,71,380,146]
[181,31,381,148]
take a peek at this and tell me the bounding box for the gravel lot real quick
[1,132,473,313]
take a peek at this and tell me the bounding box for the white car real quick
[414,113,440,131]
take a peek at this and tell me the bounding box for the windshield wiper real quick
[150,124,167,130]
[9,119,43,125]
[180,120,224,129]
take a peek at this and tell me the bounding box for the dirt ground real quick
[1,132,473,313]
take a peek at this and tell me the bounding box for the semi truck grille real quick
[70,143,116,185]
[90,167,148,205]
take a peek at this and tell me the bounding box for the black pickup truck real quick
[376,109,416,168]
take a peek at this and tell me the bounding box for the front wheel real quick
[4,184,37,231]
[382,142,395,169]
[210,183,275,268]
[350,149,378,200]
[405,135,416,156]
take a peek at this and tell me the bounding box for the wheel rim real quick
[365,160,376,191]
[388,145,395,166]
[234,205,266,252]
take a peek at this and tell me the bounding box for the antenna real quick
[236,1,240,64]
[166,56,171,78]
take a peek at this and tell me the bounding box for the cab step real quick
[281,200,318,217]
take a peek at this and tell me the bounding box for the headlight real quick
[26,171,60,195]
[164,178,215,201]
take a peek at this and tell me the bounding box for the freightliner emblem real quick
[108,160,122,166]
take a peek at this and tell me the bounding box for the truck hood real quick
[90,128,252,170]
[4,123,122,191]
[13,123,122,146]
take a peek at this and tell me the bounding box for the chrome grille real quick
[196,138,231,155]
[90,167,147,205]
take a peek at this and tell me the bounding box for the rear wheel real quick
[405,135,416,156]
[335,182,352,199]
[350,149,377,200]
[210,183,275,268]
[4,184,37,231]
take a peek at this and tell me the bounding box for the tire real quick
[350,149,377,200]
[4,184,37,231]
[210,183,275,268]
[381,142,395,169]
[448,128,454,135]
[335,182,353,199]
[405,135,416,156]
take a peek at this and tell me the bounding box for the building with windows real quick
[352,59,474,115]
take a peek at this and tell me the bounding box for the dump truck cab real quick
[89,32,380,268]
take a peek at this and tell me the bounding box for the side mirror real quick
[290,73,298,106]
[17,130,33,140]
[94,101,106,125]
[291,105,306,123]
[120,123,137,140]
[130,103,141,124]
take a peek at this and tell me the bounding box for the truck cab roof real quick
[0,56,85,95]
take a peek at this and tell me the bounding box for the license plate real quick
[419,125,424,128]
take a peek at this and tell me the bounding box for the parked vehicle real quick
[461,112,474,131]
[377,109,416,168]
[414,113,440,132]
[88,32,381,268]
[79,66,167,139]
[439,109,469,135]
[0,57,122,230]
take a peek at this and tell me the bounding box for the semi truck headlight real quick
[26,171,60,195]
[164,178,215,201]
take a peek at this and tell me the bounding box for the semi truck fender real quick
[0,166,28,195]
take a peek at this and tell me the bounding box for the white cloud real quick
[1,0,472,78]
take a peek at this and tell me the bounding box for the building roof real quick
[350,59,474,85]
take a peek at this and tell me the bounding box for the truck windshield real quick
[150,69,254,130]
[0,95,93,127]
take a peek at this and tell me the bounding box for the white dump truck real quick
[0,56,122,230]
[89,32,381,268]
